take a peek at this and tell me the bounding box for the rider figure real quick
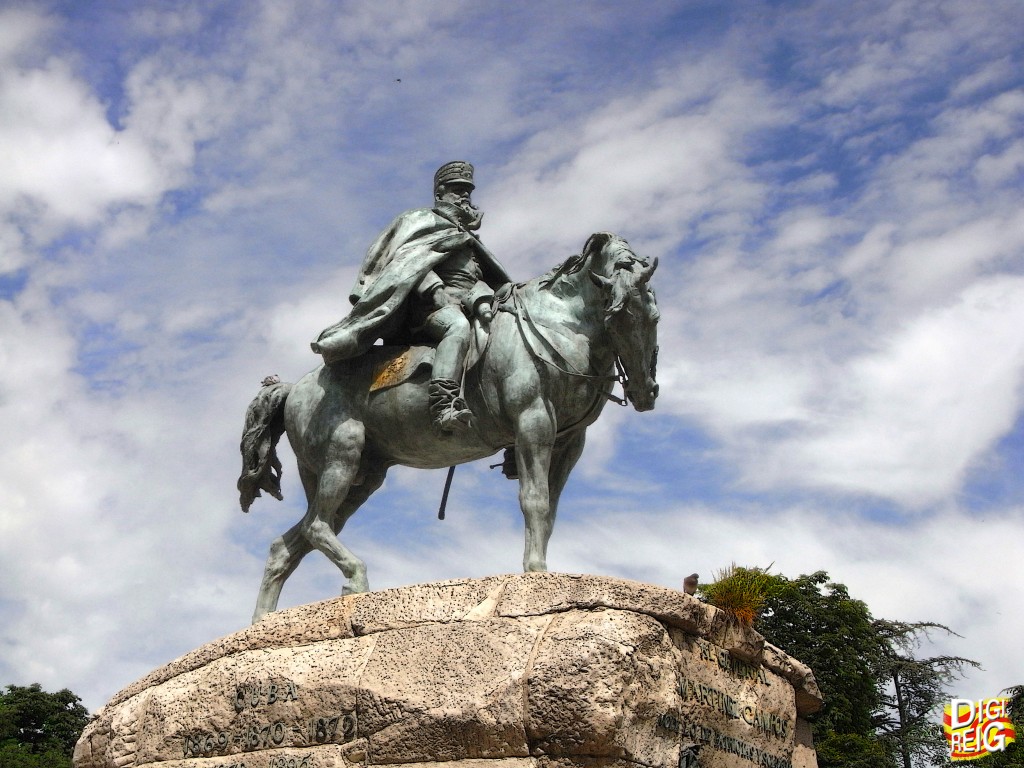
[311,161,512,434]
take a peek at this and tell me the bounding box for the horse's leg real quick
[514,403,557,572]
[333,459,387,595]
[300,421,372,594]
[253,466,320,623]
[253,521,306,622]
[252,460,388,623]
[548,430,586,518]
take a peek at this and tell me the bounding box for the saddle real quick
[362,288,512,392]
[366,344,435,392]
[362,317,488,392]
[360,342,519,481]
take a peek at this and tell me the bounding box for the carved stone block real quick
[75,574,821,768]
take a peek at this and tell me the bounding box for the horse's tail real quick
[237,376,292,512]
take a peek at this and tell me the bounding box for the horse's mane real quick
[517,233,626,296]
[538,251,589,289]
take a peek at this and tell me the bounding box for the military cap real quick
[433,161,475,195]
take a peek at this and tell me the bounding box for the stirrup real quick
[436,406,473,434]
[429,379,473,434]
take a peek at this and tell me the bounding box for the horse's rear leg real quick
[252,462,387,623]
[303,467,368,593]
[333,460,387,595]
[300,424,377,594]
[253,466,320,622]
[254,521,307,622]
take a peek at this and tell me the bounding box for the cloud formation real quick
[1,0,1022,716]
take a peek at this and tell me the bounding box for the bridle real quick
[504,285,632,406]
[443,281,632,519]
[440,249,655,517]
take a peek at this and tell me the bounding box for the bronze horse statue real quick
[238,232,660,621]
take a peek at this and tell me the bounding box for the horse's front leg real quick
[514,403,557,572]
[548,430,586,517]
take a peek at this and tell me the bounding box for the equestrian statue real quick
[238,161,660,622]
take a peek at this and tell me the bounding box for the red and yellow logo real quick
[944,698,1016,761]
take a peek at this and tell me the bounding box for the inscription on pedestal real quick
[176,751,333,768]
[682,722,793,768]
[695,638,770,685]
[178,678,356,761]
[235,679,300,711]
[670,636,796,768]
[678,676,791,740]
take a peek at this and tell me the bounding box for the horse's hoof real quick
[342,579,369,595]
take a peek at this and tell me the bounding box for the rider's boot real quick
[426,307,474,434]
[428,378,473,434]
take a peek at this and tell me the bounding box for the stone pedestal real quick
[74,573,821,768]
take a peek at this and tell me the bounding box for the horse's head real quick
[585,233,660,412]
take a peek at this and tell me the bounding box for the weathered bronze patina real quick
[239,165,660,624]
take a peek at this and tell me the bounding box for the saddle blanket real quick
[366,345,435,392]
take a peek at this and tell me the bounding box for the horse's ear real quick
[582,232,613,258]
[638,257,659,287]
[590,271,613,289]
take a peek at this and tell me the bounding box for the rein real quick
[439,251,643,520]
[503,286,630,407]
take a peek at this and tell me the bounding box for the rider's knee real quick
[429,304,470,337]
[448,311,470,337]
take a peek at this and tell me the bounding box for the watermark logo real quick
[944,698,1016,761]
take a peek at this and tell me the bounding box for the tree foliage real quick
[873,620,979,768]
[0,684,90,768]
[754,570,888,765]
[702,568,986,768]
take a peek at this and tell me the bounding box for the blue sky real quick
[2,0,1023,719]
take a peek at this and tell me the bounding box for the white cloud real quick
[0,7,51,61]
[636,10,1024,509]
[951,56,1019,100]
[487,74,782,270]
[1,0,1023,724]
[0,59,163,225]
[127,6,206,39]
[974,139,1024,189]
[0,278,260,701]
[766,277,1024,503]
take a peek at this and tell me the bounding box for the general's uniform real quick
[311,162,511,432]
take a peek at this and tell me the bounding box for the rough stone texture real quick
[75,573,822,768]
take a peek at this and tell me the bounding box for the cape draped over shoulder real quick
[312,207,512,363]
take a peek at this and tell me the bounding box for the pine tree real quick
[872,620,979,768]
